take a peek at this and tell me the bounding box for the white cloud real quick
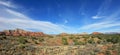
[0,0,119,34]
[80,8,120,31]
[0,9,68,33]
[97,0,112,15]
[0,18,65,33]
[92,16,103,19]
[79,21,120,30]
[92,0,112,19]
[0,1,69,34]
[79,21,110,30]
[98,29,120,33]
[0,0,15,8]
[6,9,29,19]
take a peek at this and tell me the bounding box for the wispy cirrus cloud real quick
[80,8,120,32]
[92,16,105,19]
[79,21,120,31]
[84,0,120,32]
[6,9,29,19]
[97,0,112,15]
[97,28,120,33]
[0,0,16,8]
[92,0,112,19]
[0,0,120,34]
[0,0,68,34]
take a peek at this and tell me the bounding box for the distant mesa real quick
[92,32,102,35]
[59,33,68,36]
[0,29,119,37]
[0,28,44,37]
[105,32,120,34]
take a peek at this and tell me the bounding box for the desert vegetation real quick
[0,29,120,55]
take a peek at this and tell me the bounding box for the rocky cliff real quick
[92,32,102,35]
[0,29,44,37]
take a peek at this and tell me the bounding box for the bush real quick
[73,39,79,45]
[88,39,95,44]
[39,38,44,42]
[105,51,111,55]
[62,37,68,45]
[106,35,120,44]
[76,37,80,39]
[111,36,120,44]
[32,37,37,40]
[18,37,28,44]
[69,36,74,39]
[19,44,26,49]
[73,39,85,45]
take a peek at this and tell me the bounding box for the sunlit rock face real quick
[92,32,102,35]
[0,29,44,37]
[59,33,68,36]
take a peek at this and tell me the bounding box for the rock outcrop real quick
[59,33,68,36]
[92,32,102,35]
[0,29,44,37]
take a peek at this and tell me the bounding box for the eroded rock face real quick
[59,33,68,36]
[0,29,44,37]
[92,32,102,35]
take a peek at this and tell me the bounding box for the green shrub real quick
[73,39,79,45]
[88,39,95,44]
[76,37,80,39]
[69,36,74,39]
[62,37,68,45]
[106,35,120,44]
[18,37,28,44]
[34,40,39,44]
[32,37,37,40]
[19,44,26,49]
[73,39,85,45]
[39,38,44,42]
[105,51,111,55]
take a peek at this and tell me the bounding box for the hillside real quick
[0,29,120,55]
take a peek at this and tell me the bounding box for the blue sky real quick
[0,0,120,34]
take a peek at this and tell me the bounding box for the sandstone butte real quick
[59,33,68,36]
[0,29,44,37]
[92,32,103,35]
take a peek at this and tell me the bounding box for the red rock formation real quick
[0,29,44,37]
[92,32,102,35]
[59,33,68,36]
